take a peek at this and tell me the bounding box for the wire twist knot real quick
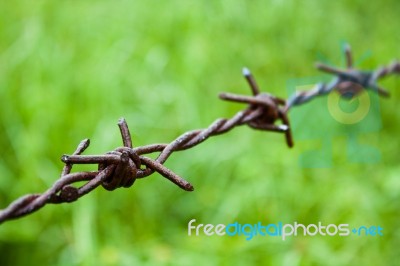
[99,151,138,190]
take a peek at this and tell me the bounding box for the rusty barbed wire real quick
[286,44,400,110]
[0,44,398,224]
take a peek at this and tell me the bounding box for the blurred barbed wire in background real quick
[286,44,399,109]
[0,45,398,224]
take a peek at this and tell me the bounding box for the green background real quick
[0,1,399,265]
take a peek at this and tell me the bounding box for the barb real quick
[286,44,400,110]
[0,45,398,224]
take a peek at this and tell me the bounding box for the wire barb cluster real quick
[0,44,398,224]
[286,44,400,109]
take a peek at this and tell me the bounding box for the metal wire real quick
[0,45,398,224]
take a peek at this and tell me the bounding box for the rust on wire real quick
[219,67,293,147]
[0,44,398,224]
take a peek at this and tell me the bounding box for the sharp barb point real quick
[61,155,69,163]
[279,125,289,131]
[242,67,251,76]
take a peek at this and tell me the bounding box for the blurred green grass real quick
[0,0,399,265]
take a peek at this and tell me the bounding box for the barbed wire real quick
[0,44,398,224]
